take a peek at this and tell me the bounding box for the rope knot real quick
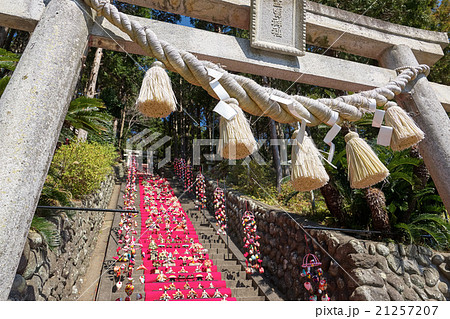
[151,61,165,69]
[383,101,397,110]
[345,131,359,143]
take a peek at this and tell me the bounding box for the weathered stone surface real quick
[424,287,444,300]
[346,253,379,269]
[423,267,440,287]
[388,243,398,254]
[403,286,420,301]
[54,282,64,296]
[438,263,450,280]
[41,275,58,298]
[386,275,405,293]
[410,274,425,289]
[329,261,339,276]
[28,231,43,249]
[413,285,428,300]
[386,283,404,301]
[349,268,385,288]
[432,254,445,265]
[22,251,38,280]
[416,253,431,267]
[398,244,406,257]
[337,278,345,289]
[375,257,389,272]
[327,236,339,255]
[350,285,390,301]
[376,244,390,256]
[10,274,27,296]
[404,259,420,275]
[368,244,376,255]
[406,245,418,258]
[403,273,412,288]
[335,240,365,262]
[438,282,448,296]
[16,253,28,276]
[37,265,50,283]
[387,254,404,275]
[417,246,432,257]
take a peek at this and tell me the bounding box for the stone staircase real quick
[187,209,266,301]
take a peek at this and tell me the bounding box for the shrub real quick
[51,141,117,198]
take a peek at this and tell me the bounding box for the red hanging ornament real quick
[214,187,227,234]
[195,172,207,208]
[241,209,263,274]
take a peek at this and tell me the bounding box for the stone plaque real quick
[250,0,306,56]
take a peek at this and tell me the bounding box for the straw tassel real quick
[345,131,389,189]
[218,99,257,160]
[384,102,424,151]
[135,61,177,118]
[290,130,329,192]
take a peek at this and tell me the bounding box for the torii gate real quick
[0,0,448,299]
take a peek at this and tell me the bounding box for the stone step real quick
[201,241,223,247]
[203,244,225,250]
[226,279,254,288]
[212,257,237,264]
[198,234,220,241]
[237,296,266,301]
[197,231,219,237]
[210,253,233,261]
[197,232,219,237]
[195,227,216,233]
[205,248,228,255]
[190,219,209,224]
[199,237,222,243]
[230,287,259,298]
[221,270,248,281]
[216,265,243,273]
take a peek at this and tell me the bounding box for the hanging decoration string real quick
[213,185,227,235]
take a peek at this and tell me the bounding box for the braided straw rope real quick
[83,0,430,126]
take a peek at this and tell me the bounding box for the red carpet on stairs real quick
[137,175,236,301]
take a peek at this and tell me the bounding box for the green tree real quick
[61,96,113,143]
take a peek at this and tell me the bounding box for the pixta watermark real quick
[125,132,299,172]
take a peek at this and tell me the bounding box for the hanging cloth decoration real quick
[213,186,227,234]
[185,163,193,193]
[345,131,389,189]
[114,157,140,301]
[241,209,264,274]
[290,128,329,192]
[195,171,207,209]
[218,99,257,160]
[135,61,177,118]
[173,158,180,178]
[179,158,186,184]
[300,252,330,301]
[383,102,424,151]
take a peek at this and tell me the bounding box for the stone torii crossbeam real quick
[0,0,448,300]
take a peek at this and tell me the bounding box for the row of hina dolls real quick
[139,174,230,300]
[113,157,143,301]
[159,287,227,300]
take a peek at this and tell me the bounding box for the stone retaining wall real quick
[205,179,450,301]
[8,171,117,301]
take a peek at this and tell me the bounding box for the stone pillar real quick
[0,0,92,300]
[379,44,450,212]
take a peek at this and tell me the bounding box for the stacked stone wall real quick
[205,179,450,301]
[8,170,118,301]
